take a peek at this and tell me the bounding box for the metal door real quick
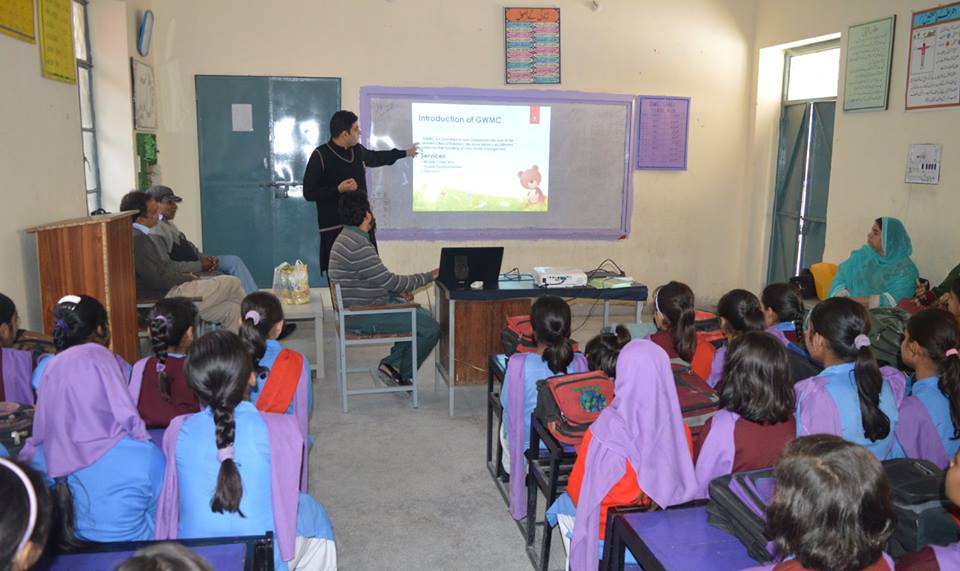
[196,75,341,287]
[766,103,810,284]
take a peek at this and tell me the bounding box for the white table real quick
[269,287,326,378]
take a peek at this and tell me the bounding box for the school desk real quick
[263,287,326,379]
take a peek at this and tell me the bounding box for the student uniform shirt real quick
[31,437,165,542]
[648,330,715,381]
[795,363,905,460]
[135,355,201,428]
[746,554,894,571]
[500,352,587,451]
[896,375,960,469]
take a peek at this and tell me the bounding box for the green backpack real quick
[868,307,909,368]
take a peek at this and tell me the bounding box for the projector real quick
[532,266,588,288]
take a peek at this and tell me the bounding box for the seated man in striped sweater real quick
[327,192,440,385]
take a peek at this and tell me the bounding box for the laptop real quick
[438,247,504,290]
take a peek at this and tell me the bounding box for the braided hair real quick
[51,295,108,352]
[239,292,285,377]
[148,298,198,401]
[185,331,252,516]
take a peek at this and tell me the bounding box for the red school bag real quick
[501,314,579,356]
[534,370,615,447]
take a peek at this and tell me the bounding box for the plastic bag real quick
[272,260,310,305]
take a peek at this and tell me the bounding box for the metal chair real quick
[329,282,419,412]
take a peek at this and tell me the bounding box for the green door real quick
[196,75,341,287]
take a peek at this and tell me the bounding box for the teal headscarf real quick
[829,217,918,304]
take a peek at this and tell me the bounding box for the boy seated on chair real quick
[327,192,440,386]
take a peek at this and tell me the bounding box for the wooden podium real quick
[26,213,139,363]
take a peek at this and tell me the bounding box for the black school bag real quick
[0,402,35,457]
[883,458,960,557]
[706,468,777,562]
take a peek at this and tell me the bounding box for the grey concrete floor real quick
[283,305,628,571]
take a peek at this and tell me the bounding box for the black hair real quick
[716,289,766,336]
[117,543,213,571]
[0,293,15,327]
[906,308,960,439]
[875,217,883,229]
[762,282,806,347]
[148,298,198,401]
[338,192,370,227]
[119,190,152,219]
[717,331,794,425]
[808,297,889,441]
[0,460,54,571]
[185,331,253,516]
[951,277,960,300]
[239,292,285,377]
[584,326,631,378]
[51,295,108,352]
[530,296,574,374]
[766,435,894,571]
[655,281,697,363]
[329,110,358,139]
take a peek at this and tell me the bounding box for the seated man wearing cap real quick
[121,190,245,332]
[147,185,258,294]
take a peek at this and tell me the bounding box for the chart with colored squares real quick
[505,7,560,84]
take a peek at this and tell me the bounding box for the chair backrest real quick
[328,281,341,314]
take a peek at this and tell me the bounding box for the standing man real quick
[303,110,418,275]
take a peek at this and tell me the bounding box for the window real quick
[73,0,101,213]
[784,43,841,102]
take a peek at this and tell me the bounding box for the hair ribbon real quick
[216,445,236,463]
[244,310,262,325]
[0,458,38,559]
[947,348,959,358]
[854,334,871,349]
[57,295,81,305]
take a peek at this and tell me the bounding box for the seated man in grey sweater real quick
[120,191,244,333]
[328,192,439,385]
[146,185,258,294]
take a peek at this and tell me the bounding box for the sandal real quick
[378,363,411,386]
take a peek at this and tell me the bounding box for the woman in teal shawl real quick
[828,217,918,308]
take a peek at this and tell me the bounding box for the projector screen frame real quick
[359,85,635,241]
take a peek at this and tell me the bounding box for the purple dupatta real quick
[506,352,588,520]
[570,340,698,571]
[1,347,34,404]
[292,360,310,491]
[896,396,950,469]
[17,343,149,477]
[155,411,303,561]
[693,409,739,499]
[933,543,960,568]
[128,357,149,404]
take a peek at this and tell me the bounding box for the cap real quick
[146,185,182,203]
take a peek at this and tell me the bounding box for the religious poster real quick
[505,7,560,84]
[38,0,76,84]
[906,2,960,110]
[636,96,690,170]
[844,16,896,112]
[0,0,35,42]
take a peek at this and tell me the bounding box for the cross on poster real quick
[636,96,690,170]
[906,2,960,110]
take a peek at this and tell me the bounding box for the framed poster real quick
[505,7,560,84]
[636,96,690,170]
[38,0,75,83]
[906,2,960,110]
[843,16,896,112]
[0,0,35,42]
[131,59,157,130]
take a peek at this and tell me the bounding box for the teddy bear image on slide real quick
[517,165,546,205]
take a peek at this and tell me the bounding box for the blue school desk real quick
[37,534,273,571]
[602,506,758,571]
[436,278,648,415]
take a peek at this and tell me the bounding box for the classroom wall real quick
[150,0,760,303]
[0,30,86,328]
[746,0,960,291]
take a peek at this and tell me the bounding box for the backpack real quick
[0,402,34,457]
[534,370,614,447]
[785,343,822,383]
[671,362,720,439]
[500,314,579,357]
[883,458,960,557]
[868,307,910,368]
[706,467,777,562]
